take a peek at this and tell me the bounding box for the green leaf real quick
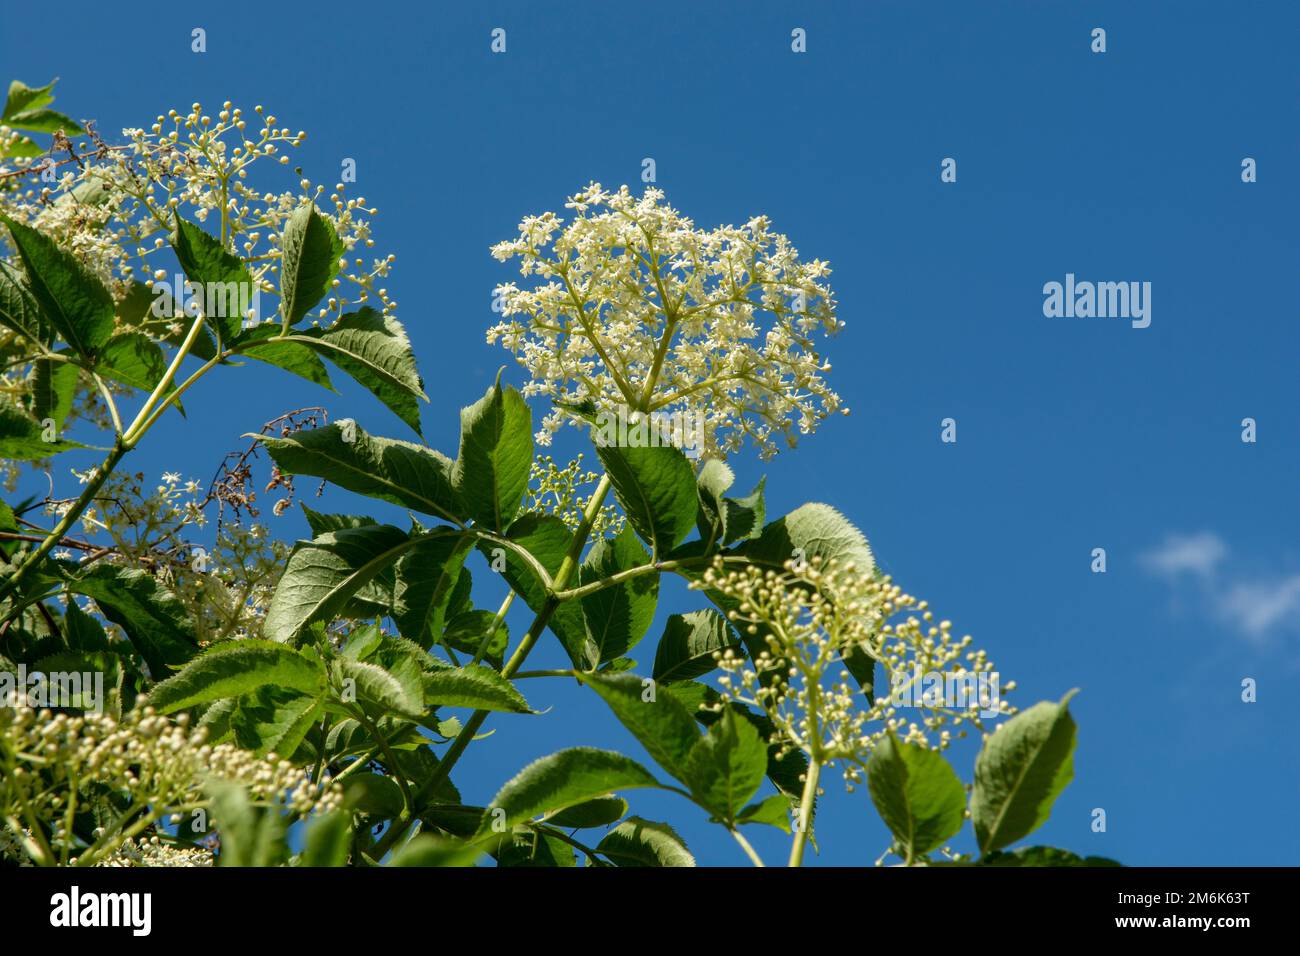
[300,504,377,536]
[1,215,113,357]
[368,635,444,702]
[866,733,966,861]
[652,609,741,683]
[197,698,238,742]
[230,685,322,759]
[978,846,1121,867]
[596,817,695,867]
[441,610,508,667]
[695,458,734,537]
[207,780,288,867]
[444,563,473,620]
[597,442,697,558]
[30,358,78,430]
[387,833,478,867]
[418,803,485,838]
[333,656,425,720]
[114,277,155,324]
[0,499,17,560]
[257,422,462,524]
[62,599,109,652]
[2,80,56,121]
[170,218,256,343]
[720,478,766,547]
[0,394,82,459]
[344,774,406,818]
[67,565,198,677]
[3,108,83,135]
[28,649,125,711]
[339,623,384,661]
[478,747,661,835]
[682,707,767,823]
[363,636,446,710]
[970,692,1078,856]
[422,664,530,714]
[696,460,766,548]
[0,259,46,342]
[392,530,474,647]
[737,794,794,832]
[278,203,343,327]
[736,502,874,574]
[482,513,594,669]
[231,324,334,389]
[289,308,426,435]
[579,526,658,664]
[386,747,462,806]
[301,811,352,867]
[265,524,424,644]
[495,830,576,868]
[96,333,166,391]
[451,378,532,531]
[546,796,628,829]
[147,640,326,713]
[577,671,701,784]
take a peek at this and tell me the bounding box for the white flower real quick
[489,184,845,460]
[697,556,1016,783]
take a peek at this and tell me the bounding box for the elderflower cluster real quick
[523,454,623,536]
[489,183,844,460]
[95,836,213,868]
[0,706,339,865]
[697,556,1015,789]
[1,101,396,326]
[35,468,287,646]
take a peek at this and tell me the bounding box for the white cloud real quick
[1217,576,1300,640]
[1142,532,1300,644]
[1139,532,1227,579]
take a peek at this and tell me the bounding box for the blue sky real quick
[6,0,1298,865]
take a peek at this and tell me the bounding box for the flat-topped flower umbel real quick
[489,184,845,460]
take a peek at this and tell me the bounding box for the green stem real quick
[511,669,575,680]
[122,310,208,445]
[530,822,609,865]
[351,707,412,812]
[0,440,128,603]
[730,826,766,867]
[330,748,380,783]
[551,553,755,602]
[788,757,821,867]
[370,474,614,860]
[471,590,515,666]
[60,772,78,866]
[2,309,218,608]
[89,373,123,435]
